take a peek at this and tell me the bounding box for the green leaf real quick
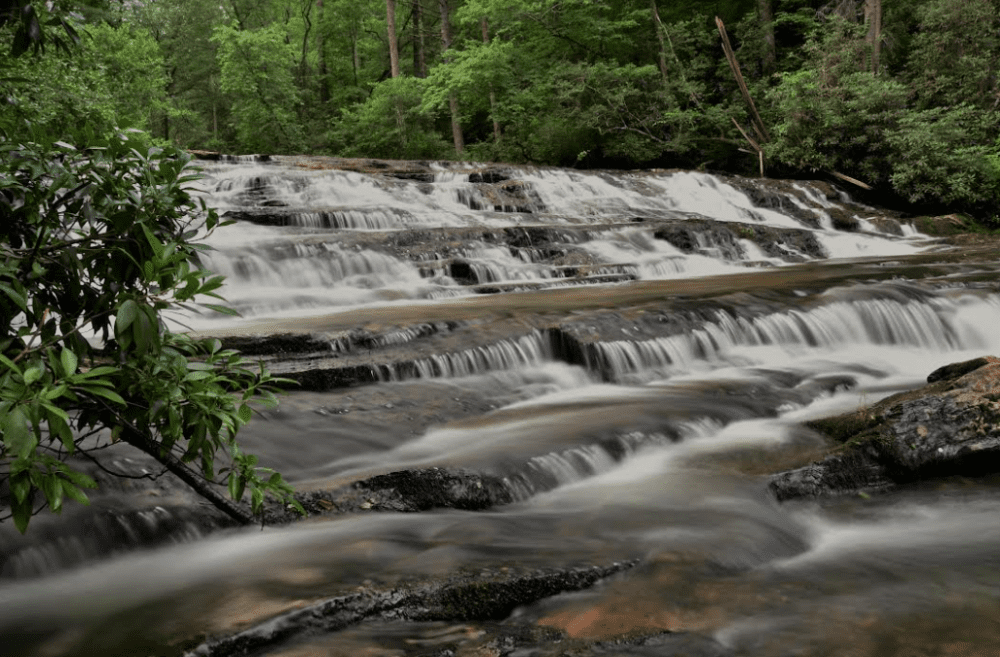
[12,496,31,534]
[60,348,78,377]
[0,354,21,375]
[237,403,253,424]
[74,366,120,379]
[133,310,157,355]
[62,469,97,489]
[202,304,240,317]
[79,386,126,406]
[41,475,64,513]
[116,299,138,334]
[2,406,35,458]
[22,367,43,385]
[0,283,27,311]
[47,412,75,453]
[141,224,166,260]
[61,481,91,505]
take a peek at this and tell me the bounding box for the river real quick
[1,156,998,656]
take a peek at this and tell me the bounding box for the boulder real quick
[770,356,1000,500]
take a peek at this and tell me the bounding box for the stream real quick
[1,156,999,656]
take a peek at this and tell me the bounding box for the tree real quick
[437,0,464,154]
[212,21,304,153]
[1,5,302,533]
[387,0,401,78]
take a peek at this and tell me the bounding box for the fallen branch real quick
[829,170,872,190]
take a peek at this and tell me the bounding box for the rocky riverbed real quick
[3,156,1000,657]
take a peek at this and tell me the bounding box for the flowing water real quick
[2,157,1000,656]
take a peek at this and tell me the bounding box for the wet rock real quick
[770,356,1000,500]
[352,468,515,512]
[826,207,860,232]
[218,333,334,357]
[187,561,638,657]
[469,169,511,184]
[652,223,744,261]
[867,216,904,236]
[388,172,436,183]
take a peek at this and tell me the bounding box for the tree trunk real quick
[758,0,777,74]
[481,17,501,142]
[351,27,361,86]
[438,0,464,153]
[316,0,329,103]
[864,0,882,73]
[299,0,313,85]
[650,0,669,83]
[122,428,255,526]
[413,0,427,77]
[387,0,401,78]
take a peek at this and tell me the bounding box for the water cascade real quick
[2,156,999,657]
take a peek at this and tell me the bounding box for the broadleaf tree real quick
[0,4,304,533]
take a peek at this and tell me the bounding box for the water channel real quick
[1,156,998,656]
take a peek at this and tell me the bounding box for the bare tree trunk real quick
[438,0,464,153]
[481,17,501,142]
[864,0,882,73]
[716,17,769,144]
[387,0,401,78]
[650,0,669,83]
[758,0,777,74]
[413,0,427,77]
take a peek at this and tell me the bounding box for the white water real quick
[184,158,928,328]
[3,158,998,657]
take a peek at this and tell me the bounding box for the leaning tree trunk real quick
[387,0,401,78]
[438,0,464,154]
[121,426,255,526]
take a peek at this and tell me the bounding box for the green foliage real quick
[1,19,168,142]
[905,0,999,109]
[765,67,908,185]
[763,6,1000,213]
[334,76,450,159]
[0,129,302,532]
[212,21,304,153]
[886,105,1000,206]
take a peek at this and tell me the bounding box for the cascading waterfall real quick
[4,155,999,657]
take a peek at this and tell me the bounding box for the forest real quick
[3,0,1000,216]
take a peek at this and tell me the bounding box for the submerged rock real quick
[187,561,638,657]
[770,356,1000,500]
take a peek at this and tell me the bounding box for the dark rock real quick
[827,207,860,232]
[188,561,638,657]
[188,150,221,161]
[218,333,333,357]
[867,216,904,236]
[388,172,436,183]
[354,467,516,512]
[653,223,744,261]
[770,356,1000,500]
[926,357,990,383]
[469,169,511,184]
[448,260,478,285]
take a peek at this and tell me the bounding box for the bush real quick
[0,129,301,532]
